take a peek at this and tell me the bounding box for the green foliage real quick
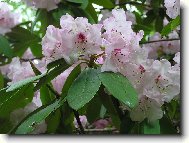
[14,98,66,134]
[99,89,121,129]
[161,16,180,36]
[6,26,41,57]
[0,35,13,58]
[0,84,34,118]
[34,61,70,91]
[86,95,102,123]
[67,68,101,110]
[90,0,114,9]
[61,64,81,97]
[0,72,4,89]
[141,120,160,134]
[6,73,45,92]
[99,72,138,108]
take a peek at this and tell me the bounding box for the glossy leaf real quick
[14,98,66,134]
[99,72,138,108]
[142,120,160,134]
[67,68,101,110]
[0,35,13,58]
[161,16,180,36]
[6,73,45,92]
[86,95,102,123]
[0,85,34,118]
[61,64,81,97]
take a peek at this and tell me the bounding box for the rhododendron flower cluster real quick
[42,15,103,64]
[22,0,61,11]
[164,0,180,19]
[41,9,180,122]
[0,0,181,135]
[0,2,20,35]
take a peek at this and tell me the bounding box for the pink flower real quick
[22,0,61,11]
[0,2,20,35]
[143,32,180,59]
[164,0,180,19]
[143,59,180,103]
[92,119,111,129]
[7,57,34,83]
[51,65,75,94]
[129,97,163,122]
[42,14,103,64]
[74,115,88,128]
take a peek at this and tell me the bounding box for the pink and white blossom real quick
[143,32,180,59]
[164,0,180,19]
[74,115,88,128]
[52,65,75,94]
[22,0,61,11]
[0,2,20,35]
[101,9,180,122]
[42,14,103,64]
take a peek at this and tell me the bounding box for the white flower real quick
[7,57,34,83]
[73,115,88,128]
[130,97,163,122]
[164,0,180,19]
[0,2,20,35]
[52,65,75,94]
[22,0,61,11]
[143,59,180,103]
[42,14,103,64]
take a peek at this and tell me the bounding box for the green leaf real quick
[46,109,61,133]
[30,44,42,57]
[160,116,177,134]
[6,26,41,57]
[0,84,34,118]
[142,120,160,134]
[98,87,121,129]
[34,64,70,91]
[14,98,66,134]
[67,68,101,110]
[40,85,54,105]
[120,113,135,134]
[100,105,107,118]
[47,58,68,70]
[66,0,84,3]
[30,61,41,75]
[0,35,13,58]
[86,95,102,123]
[90,0,114,9]
[161,16,180,36]
[0,72,4,89]
[57,103,74,134]
[155,16,164,32]
[99,72,138,108]
[85,3,98,23]
[61,64,81,97]
[6,73,45,92]
[0,118,13,134]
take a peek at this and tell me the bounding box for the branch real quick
[140,38,180,44]
[73,110,85,134]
